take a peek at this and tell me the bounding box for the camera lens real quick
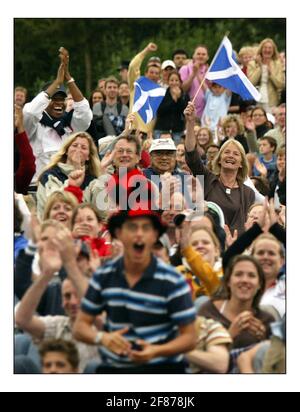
[173,213,186,227]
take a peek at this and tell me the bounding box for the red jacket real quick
[14,131,36,194]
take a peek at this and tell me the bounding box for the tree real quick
[14,18,286,98]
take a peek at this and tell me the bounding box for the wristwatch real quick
[94,331,105,346]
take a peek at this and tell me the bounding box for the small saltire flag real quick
[206,36,261,102]
[133,76,166,124]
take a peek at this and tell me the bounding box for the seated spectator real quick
[72,202,197,374]
[199,255,275,350]
[118,81,130,107]
[244,107,272,150]
[206,144,220,172]
[252,136,277,181]
[248,38,285,111]
[238,46,255,76]
[264,104,286,149]
[222,199,286,319]
[237,317,285,373]
[187,316,232,373]
[43,191,79,230]
[176,143,189,173]
[23,47,92,183]
[14,104,36,195]
[143,138,188,193]
[93,76,129,139]
[177,221,223,300]
[250,176,270,197]
[159,60,177,89]
[172,49,188,70]
[269,146,286,206]
[36,131,102,219]
[15,86,28,107]
[39,339,79,374]
[88,89,105,109]
[15,222,100,372]
[195,126,214,161]
[72,203,111,259]
[219,114,249,154]
[14,197,28,261]
[118,60,130,82]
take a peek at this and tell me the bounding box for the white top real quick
[23,92,92,183]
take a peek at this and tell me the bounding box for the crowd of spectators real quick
[14,37,286,374]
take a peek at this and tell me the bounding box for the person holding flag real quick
[203,36,261,103]
[180,44,210,119]
[128,42,166,135]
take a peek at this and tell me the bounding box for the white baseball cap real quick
[161,60,176,70]
[149,138,177,153]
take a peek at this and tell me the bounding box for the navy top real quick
[81,255,196,367]
[40,165,95,190]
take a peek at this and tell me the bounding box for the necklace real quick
[219,176,238,195]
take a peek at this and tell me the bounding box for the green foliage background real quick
[14,18,286,98]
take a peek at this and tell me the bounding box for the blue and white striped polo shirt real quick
[81,255,196,368]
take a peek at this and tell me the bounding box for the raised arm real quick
[184,102,208,178]
[15,241,62,340]
[59,47,84,103]
[184,101,197,152]
[128,42,158,90]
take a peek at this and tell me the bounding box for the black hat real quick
[108,209,167,239]
[42,82,67,98]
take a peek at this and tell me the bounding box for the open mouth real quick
[56,215,68,222]
[133,243,146,253]
[53,106,64,114]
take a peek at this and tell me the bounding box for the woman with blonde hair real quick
[185,102,255,235]
[248,38,285,110]
[195,126,214,159]
[220,114,249,154]
[177,223,223,300]
[37,131,102,218]
[238,46,255,76]
[43,190,79,229]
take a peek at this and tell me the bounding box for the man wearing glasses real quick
[143,139,181,177]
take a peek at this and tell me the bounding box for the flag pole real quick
[191,32,230,104]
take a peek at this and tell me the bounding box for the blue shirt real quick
[253,154,277,179]
[81,255,196,367]
[14,235,28,262]
[201,89,231,131]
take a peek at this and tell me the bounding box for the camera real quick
[173,210,203,227]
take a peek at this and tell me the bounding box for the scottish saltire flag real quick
[133,77,166,124]
[206,36,261,101]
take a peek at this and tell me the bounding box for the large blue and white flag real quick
[206,36,261,102]
[133,77,166,124]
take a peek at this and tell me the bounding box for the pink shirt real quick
[179,62,209,118]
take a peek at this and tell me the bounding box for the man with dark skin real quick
[23,47,92,183]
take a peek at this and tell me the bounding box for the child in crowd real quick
[201,82,231,135]
[253,136,278,181]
